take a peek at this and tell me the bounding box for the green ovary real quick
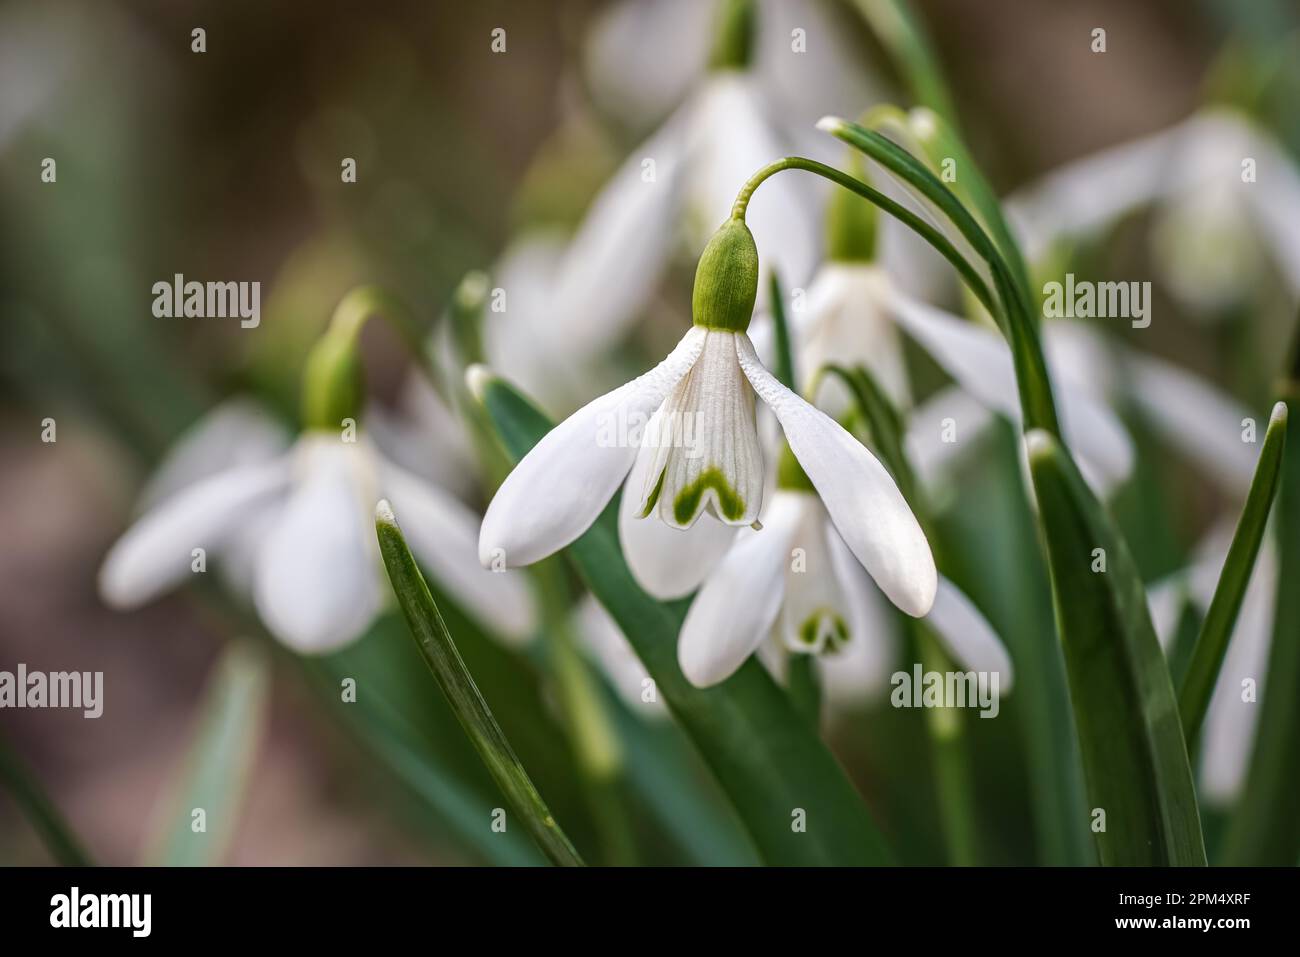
[672,466,747,524]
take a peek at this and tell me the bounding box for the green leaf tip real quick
[464,363,495,403]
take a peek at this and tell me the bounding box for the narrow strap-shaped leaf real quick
[768,270,796,392]
[1225,385,1300,863]
[479,376,894,865]
[375,501,585,866]
[0,733,93,866]
[1026,431,1206,866]
[1179,402,1288,746]
[146,641,269,866]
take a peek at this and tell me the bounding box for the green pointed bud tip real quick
[692,218,759,333]
[709,0,755,71]
[301,329,363,431]
[465,363,495,402]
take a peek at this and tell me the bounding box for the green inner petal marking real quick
[673,466,746,524]
[799,612,849,651]
[637,467,667,519]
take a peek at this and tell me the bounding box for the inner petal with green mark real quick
[782,497,856,656]
[640,330,763,529]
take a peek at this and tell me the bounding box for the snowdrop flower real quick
[1007,109,1300,312]
[100,304,536,653]
[545,0,820,363]
[480,218,937,655]
[677,447,1011,688]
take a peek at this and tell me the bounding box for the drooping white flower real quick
[1006,108,1300,312]
[677,469,1011,688]
[479,220,937,650]
[100,409,536,654]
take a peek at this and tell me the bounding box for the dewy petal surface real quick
[737,334,937,618]
[254,436,382,654]
[619,409,737,599]
[678,493,802,688]
[99,459,291,609]
[651,331,764,529]
[479,327,707,567]
[381,458,537,645]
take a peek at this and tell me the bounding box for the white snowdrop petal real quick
[479,327,707,568]
[137,398,291,511]
[619,418,737,599]
[678,494,802,688]
[780,498,852,656]
[926,577,1014,690]
[887,290,1134,495]
[254,441,381,654]
[381,459,537,645]
[549,119,686,360]
[822,520,898,703]
[653,331,764,528]
[737,334,937,618]
[99,459,291,609]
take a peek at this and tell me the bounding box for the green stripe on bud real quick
[826,153,878,262]
[709,0,756,71]
[692,218,759,332]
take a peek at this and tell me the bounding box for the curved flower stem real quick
[732,157,997,319]
[328,285,451,404]
[736,144,1059,439]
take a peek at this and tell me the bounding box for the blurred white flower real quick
[100,406,535,653]
[1007,109,1300,313]
[1148,519,1278,804]
[548,4,823,363]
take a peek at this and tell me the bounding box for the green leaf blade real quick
[1026,431,1206,866]
[375,501,585,867]
[146,641,270,866]
[1179,402,1288,746]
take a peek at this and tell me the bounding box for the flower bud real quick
[692,217,760,332]
[708,0,755,71]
